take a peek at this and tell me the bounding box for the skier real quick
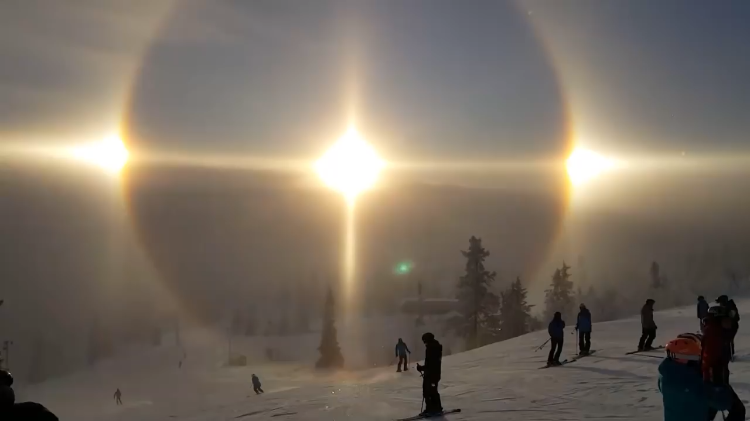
[576,303,592,355]
[251,374,264,394]
[697,296,709,331]
[638,299,657,351]
[716,295,740,358]
[114,388,123,405]
[547,312,565,365]
[0,370,59,420]
[658,333,731,421]
[416,332,443,416]
[395,338,411,372]
[702,306,745,420]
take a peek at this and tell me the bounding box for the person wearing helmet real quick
[576,303,592,355]
[416,332,443,416]
[638,299,657,351]
[0,370,59,420]
[702,306,746,421]
[658,333,731,421]
[395,338,411,372]
[716,295,740,358]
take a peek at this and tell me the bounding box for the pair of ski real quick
[539,350,597,369]
[625,345,664,355]
[396,409,461,421]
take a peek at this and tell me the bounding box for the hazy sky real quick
[3,0,747,163]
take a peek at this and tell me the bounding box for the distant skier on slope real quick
[416,332,443,416]
[114,388,123,405]
[716,295,740,358]
[395,338,411,372]
[697,296,709,330]
[702,306,745,420]
[0,369,59,420]
[547,312,565,366]
[658,333,730,421]
[576,303,592,355]
[251,374,264,394]
[638,299,657,351]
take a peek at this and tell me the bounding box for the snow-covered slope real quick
[18,301,750,421]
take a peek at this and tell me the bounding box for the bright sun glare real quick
[316,126,385,201]
[70,134,129,175]
[566,147,613,187]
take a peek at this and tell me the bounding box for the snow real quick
[15,301,750,420]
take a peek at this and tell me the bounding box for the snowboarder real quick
[702,306,745,420]
[251,374,264,394]
[658,333,731,421]
[0,370,59,420]
[697,296,709,330]
[416,332,443,416]
[716,295,740,358]
[114,388,123,406]
[576,303,592,355]
[547,312,565,365]
[395,338,411,372]
[638,299,657,351]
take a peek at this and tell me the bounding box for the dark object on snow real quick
[395,338,411,372]
[251,374,264,394]
[697,297,709,321]
[114,388,123,406]
[639,300,657,351]
[576,304,592,354]
[416,333,443,414]
[715,296,740,357]
[547,312,565,364]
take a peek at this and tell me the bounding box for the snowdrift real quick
[17,301,750,421]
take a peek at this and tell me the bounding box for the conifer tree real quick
[544,262,575,321]
[316,286,344,369]
[499,277,534,340]
[448,236,501,349]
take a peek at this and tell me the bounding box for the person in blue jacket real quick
[395,338,411,372]
[697,296,709,330]
[576,303,593,355]
[547,312,565,366]
[658,333,732,421]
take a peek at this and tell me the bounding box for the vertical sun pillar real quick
[315,126,384,321]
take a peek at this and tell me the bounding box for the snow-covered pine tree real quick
[448,236,501,349]
[316,286,344,369]
[499,277,534,340]
[544,262,575,322]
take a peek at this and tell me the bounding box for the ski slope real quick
[17,301,750,421]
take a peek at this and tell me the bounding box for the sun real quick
[315,126,385,201]
[70,134,129,175]
[566,147,612,187]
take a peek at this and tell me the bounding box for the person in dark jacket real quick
[697,296,709,330]
[416,332,443,416]
[638,299,657,351]
[702,306,746,421]
[251,374,264,394]
[0,370,59,421]
[717,295,740,358]
[547,312,566,365]
[395,338,411,372]
[576,304,592,355]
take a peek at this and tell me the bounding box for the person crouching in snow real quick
[547,312,565,366]
[251,374,264,395]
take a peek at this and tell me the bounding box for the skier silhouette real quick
[113,388,123,406]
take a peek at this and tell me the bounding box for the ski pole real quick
[535,338,551,352]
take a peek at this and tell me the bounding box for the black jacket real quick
[423,339,443,381]
[0,402,58,421]
[697,299,709,319]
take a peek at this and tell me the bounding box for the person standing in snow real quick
[716,295,740,358]
[702,306,745,420]
[638,299,657,351]
[395,338,411,372]
[416,332,443,416]
[114,388,123,405]
[576,304,592,355]
[658,333,734,421]
[697,296,709,331]
[547,312,565,365]
[251,374,264,394]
